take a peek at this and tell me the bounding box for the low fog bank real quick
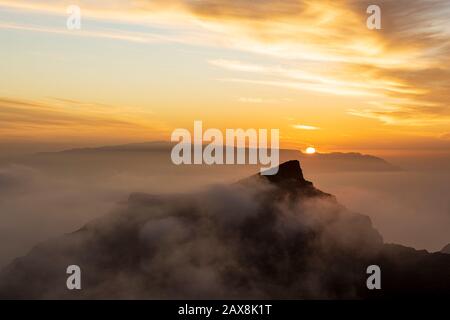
[0,160,251,268]
[0,165,125,268]
[0,148,448,269]
[0,167,385,299]
[0,160,449,299]
[311,171,450,252]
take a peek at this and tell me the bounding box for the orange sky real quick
[0,0,449,155]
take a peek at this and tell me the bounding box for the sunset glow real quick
[0,0,449,155]
[0,0,449,302]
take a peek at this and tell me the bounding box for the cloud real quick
[210,59,379,96]
[238,97,275,104]
[293,124,320,131]
[0,164,126,268]
[440,132,450,140]
[0,171,384,299]
[0,22,168,44]
[2,0,450,126]
[0,97,165,141]
[178,0,450,124]
[348,102,450,126]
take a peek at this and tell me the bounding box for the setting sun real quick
[305,147,316,154]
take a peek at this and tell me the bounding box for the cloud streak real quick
[0,97,166,141]
[293,125,320,131]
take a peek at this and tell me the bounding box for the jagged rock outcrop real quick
[241,160,333,199]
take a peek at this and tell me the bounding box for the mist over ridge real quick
[0,160,449,299]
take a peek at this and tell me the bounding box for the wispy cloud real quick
[238,97,275,104]
[0,97,166,140]
[1,0,450,127]
[347,106,450,126]
[0,22,166,43]
[293,124,320,131]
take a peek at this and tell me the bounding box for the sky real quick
[1,0,450,155]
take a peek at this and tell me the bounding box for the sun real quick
[305,147,316,154]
